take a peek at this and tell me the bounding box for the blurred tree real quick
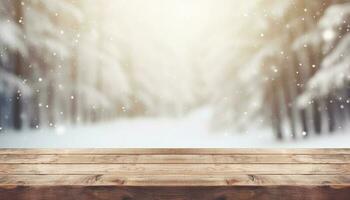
[214,0,350,140]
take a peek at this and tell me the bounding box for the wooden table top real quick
[1,149,350,200]
[0,148,350,187]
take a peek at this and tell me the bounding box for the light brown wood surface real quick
[1,148,349,154]
[0,149,349,200]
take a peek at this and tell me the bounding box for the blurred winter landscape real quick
[1,0,350,147]
[2,106,350,148]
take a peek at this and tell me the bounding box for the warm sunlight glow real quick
[1,0,350,147]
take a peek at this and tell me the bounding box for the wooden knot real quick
[248,175,256,182]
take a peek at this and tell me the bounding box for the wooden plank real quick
[0,164,349,175]
[0,149,349,199]
[1,154,350,164]
[0,148,349,155]
[0,186,350,200]
[1,175,350,186]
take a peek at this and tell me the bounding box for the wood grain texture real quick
[1,175,350,186]
[1,148,350,155]
[1,164,350,175]
[0,149,349,199]
[1,186,350,200]
[1,154,350,164]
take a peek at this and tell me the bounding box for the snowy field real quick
[1,107,350,148]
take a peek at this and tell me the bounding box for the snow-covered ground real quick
[0,107,350,148]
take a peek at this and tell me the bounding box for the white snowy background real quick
[1,0,350,147]
[2,106,350,148]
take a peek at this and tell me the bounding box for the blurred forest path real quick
[1,106,350,148]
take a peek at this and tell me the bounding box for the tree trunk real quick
[13,1,24,130]
[270,82,283,140]
[280,64,297,139]
[312,101,322,134]
[326,97,336,133]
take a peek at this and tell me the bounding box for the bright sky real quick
[107,0,256,56]
[98,1,260,104]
